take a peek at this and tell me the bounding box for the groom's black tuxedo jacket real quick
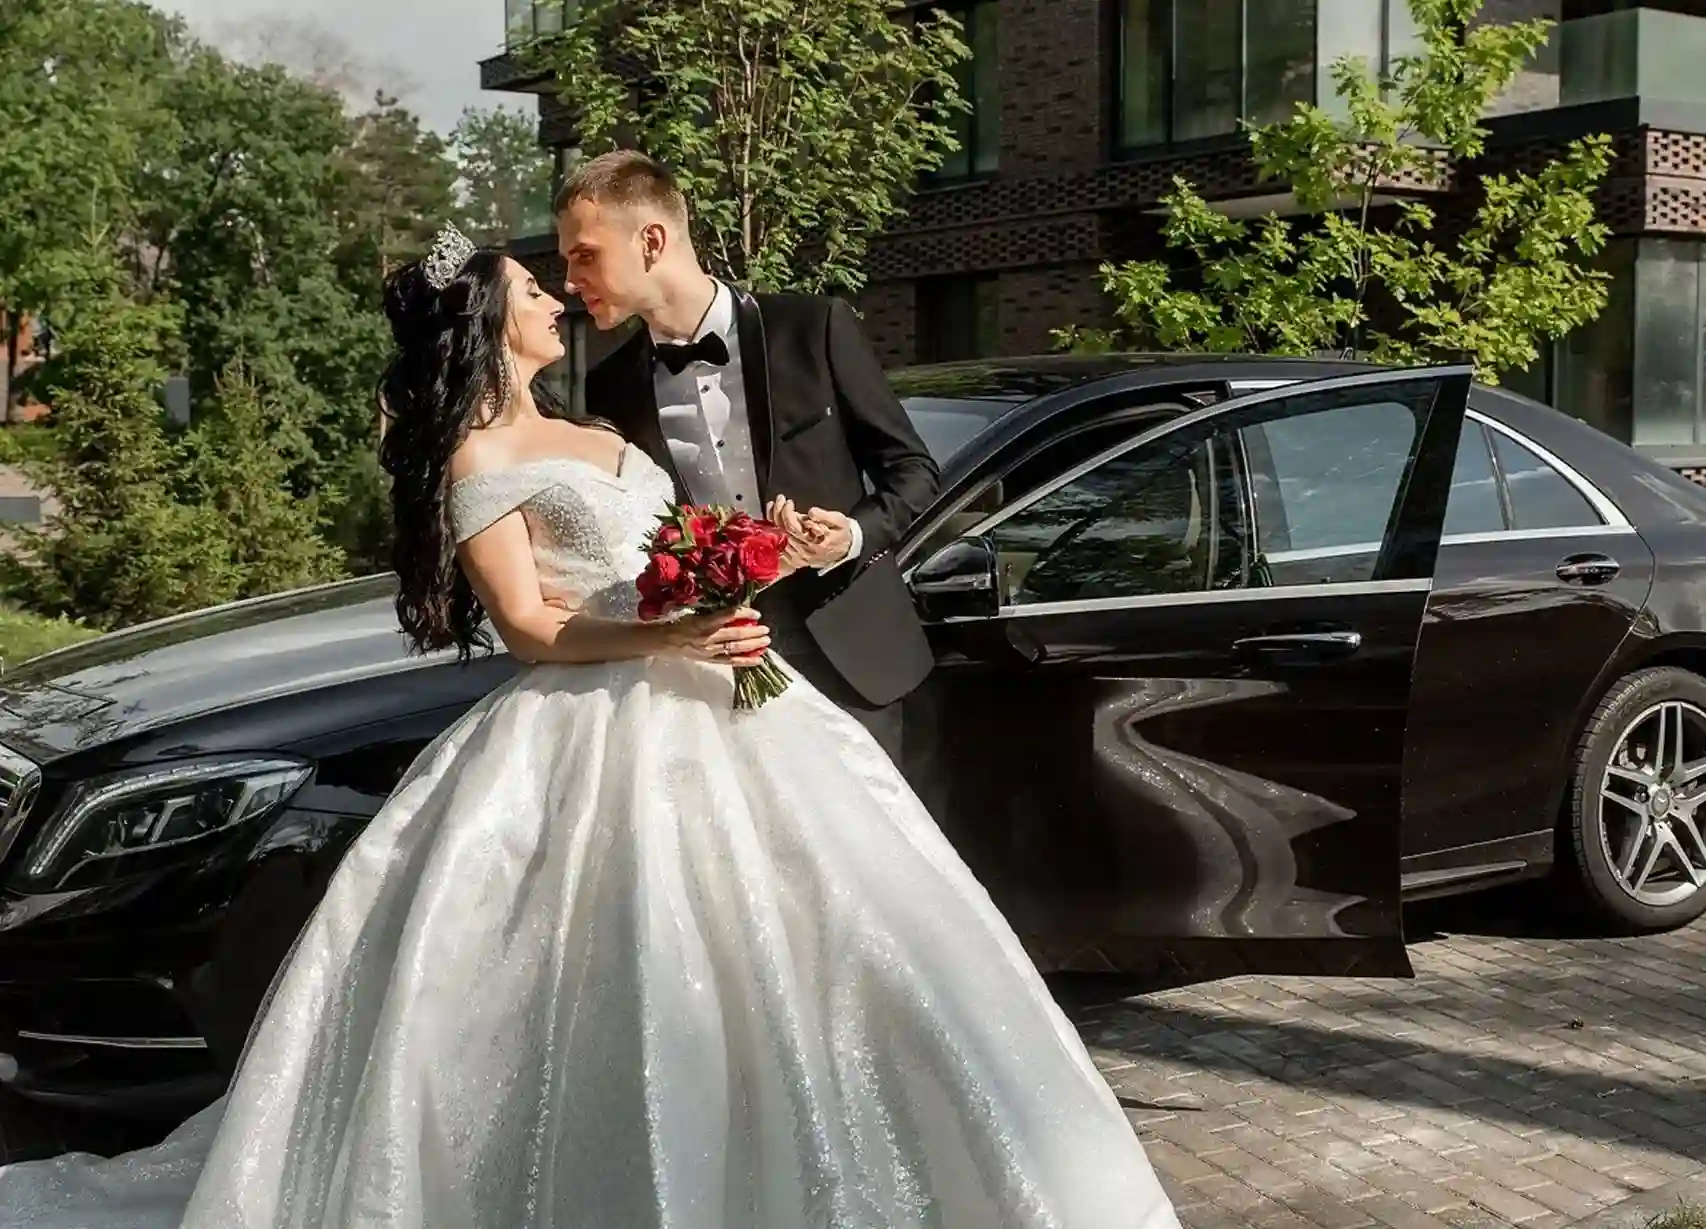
[586,287,941,708]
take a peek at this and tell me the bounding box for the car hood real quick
[0,576,458,763]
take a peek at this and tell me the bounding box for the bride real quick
[0,231,1182,1228]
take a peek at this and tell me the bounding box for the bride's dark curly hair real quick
[377,249,602,660]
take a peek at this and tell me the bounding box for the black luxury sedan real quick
[2,354,1706,1120]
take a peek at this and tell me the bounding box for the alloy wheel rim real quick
[1598,699,1706,908]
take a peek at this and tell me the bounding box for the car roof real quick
[888,353,1376,402]
[892,352,1706,529]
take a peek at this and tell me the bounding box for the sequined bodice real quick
[448,442,675,619]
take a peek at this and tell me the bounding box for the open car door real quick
[902,367,1472,983]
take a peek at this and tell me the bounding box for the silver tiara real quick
[422,223,476,290]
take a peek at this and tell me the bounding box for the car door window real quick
[1491,430,1602,530]
[1443,422,1505,536]
[994,433,1248,604]
[989,387,1439,606]
[1244,400,1417,560]
[910,416,1169,567]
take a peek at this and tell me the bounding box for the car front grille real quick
[0,743,43,870]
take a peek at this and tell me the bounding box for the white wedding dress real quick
[0,441,1180,1228]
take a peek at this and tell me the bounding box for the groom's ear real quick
[640,220,669,268]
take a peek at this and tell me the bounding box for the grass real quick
[1642,1204,1706,1229]
[0,603,97,669]
[0,423,58,469]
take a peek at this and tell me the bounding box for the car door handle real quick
[1232,630,1363,662]
[1555,554,1620,585]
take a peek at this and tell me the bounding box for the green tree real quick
[522,0,969,293]
[343,92,461,282]
[453,106,555,246]
[1,272,238,627]
[0,0,174,419]
[183,366,347,597]
[1056,0,1611,383]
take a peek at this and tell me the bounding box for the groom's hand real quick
[800,508,855,568]
[766,496,854,572]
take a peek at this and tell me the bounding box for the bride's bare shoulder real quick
[448,430,513,486]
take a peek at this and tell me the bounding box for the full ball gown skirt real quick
[0,445,1182,1229]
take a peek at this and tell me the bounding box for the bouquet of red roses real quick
[635,503,793,710]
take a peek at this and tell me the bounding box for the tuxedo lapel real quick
[731,287,775,496]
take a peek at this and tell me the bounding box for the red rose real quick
[648,552,683,585]
[655,524,684,550]
[687,513,722,547]
[637,597,666,622]
[704,543,743,593]
[737,531,784,585]
[668,570,700,608]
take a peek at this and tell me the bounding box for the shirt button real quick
[716,440,725,449]
[735,494,743,502]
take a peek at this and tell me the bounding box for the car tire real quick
[1566,665,1706,933]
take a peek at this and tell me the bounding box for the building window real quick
[506,0,575,48]
[918,276,1000,362]
[1116,0,1419,149]
[927,1,1000,183]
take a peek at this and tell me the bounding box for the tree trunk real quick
[1,313,17,426]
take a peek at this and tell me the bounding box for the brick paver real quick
[1071,892,1706,1228]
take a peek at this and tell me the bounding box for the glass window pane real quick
[1633,239,1701,448]
[995,435,1247,604]
[1555,240,1633,443]
[506,0,533,45]
[1174,0,1241,140]
[971,2,1000,172]
[1483,1,1559,116]
[1317,0,1384,119]
[1638,9,1706,107]
[1245,399,1418,557]
[1443,423,1505,536]
[1491,431,1601,530]
[1120,0,1170,147]
[1385,0,1423,70]
[1245,0,1315,126]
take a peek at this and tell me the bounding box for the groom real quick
[557,150,940,758]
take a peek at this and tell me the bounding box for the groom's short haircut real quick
[554,150,689,226]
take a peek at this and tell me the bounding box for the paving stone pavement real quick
[1,889,1702,1229]
[1069,893,1706,1229]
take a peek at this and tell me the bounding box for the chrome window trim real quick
[971,367,1467,543]
[1441,524,1638,547]
[993,577,1432,620]
[15,1030,207,1051]
[1468,408,1631,530]
[1267,541,1382,563]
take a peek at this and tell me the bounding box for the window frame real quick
[1438,409,1632,546]
[922,0,1001,185]
[1113,0,1416,153]
[960,368,1469,617]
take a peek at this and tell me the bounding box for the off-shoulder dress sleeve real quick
[447,469,559,544]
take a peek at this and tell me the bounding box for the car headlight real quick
[14,758,313,892]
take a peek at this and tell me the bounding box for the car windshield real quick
[899,396,1026,464]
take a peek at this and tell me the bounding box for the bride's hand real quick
[766,495,816,580]
[666,607,772,665]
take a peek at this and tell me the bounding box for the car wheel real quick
[1567,666,1706,933]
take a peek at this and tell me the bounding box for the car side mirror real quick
[909,536,1000,621]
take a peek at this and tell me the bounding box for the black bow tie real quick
[654,333,730,375]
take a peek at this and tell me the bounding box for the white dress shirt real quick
[650,281,860,570]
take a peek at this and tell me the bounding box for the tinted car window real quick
[1244,401,1417,556]
[993,433,1248,605]
[900,396,1025,463]
[1443,423,1505,536]
[1491,430,1602,530]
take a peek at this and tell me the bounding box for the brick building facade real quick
[483,0,1706,465]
